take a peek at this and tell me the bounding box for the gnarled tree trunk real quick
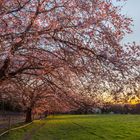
[25,108,32,123]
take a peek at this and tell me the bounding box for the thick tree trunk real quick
[25,108,32,123]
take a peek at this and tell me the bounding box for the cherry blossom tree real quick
[0,0,133,81]
[0,0,139,120]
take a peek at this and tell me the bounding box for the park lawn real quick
[1,114,140,140]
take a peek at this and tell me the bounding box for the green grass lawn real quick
[1,114,140,140]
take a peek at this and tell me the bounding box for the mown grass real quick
[1,114,140,140]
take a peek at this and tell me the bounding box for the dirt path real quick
[23,123,45,140]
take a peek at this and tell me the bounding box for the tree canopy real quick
[0,0,139,122]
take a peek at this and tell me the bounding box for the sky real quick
[117,0,140,44]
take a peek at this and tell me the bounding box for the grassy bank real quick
[1,114,140,140]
